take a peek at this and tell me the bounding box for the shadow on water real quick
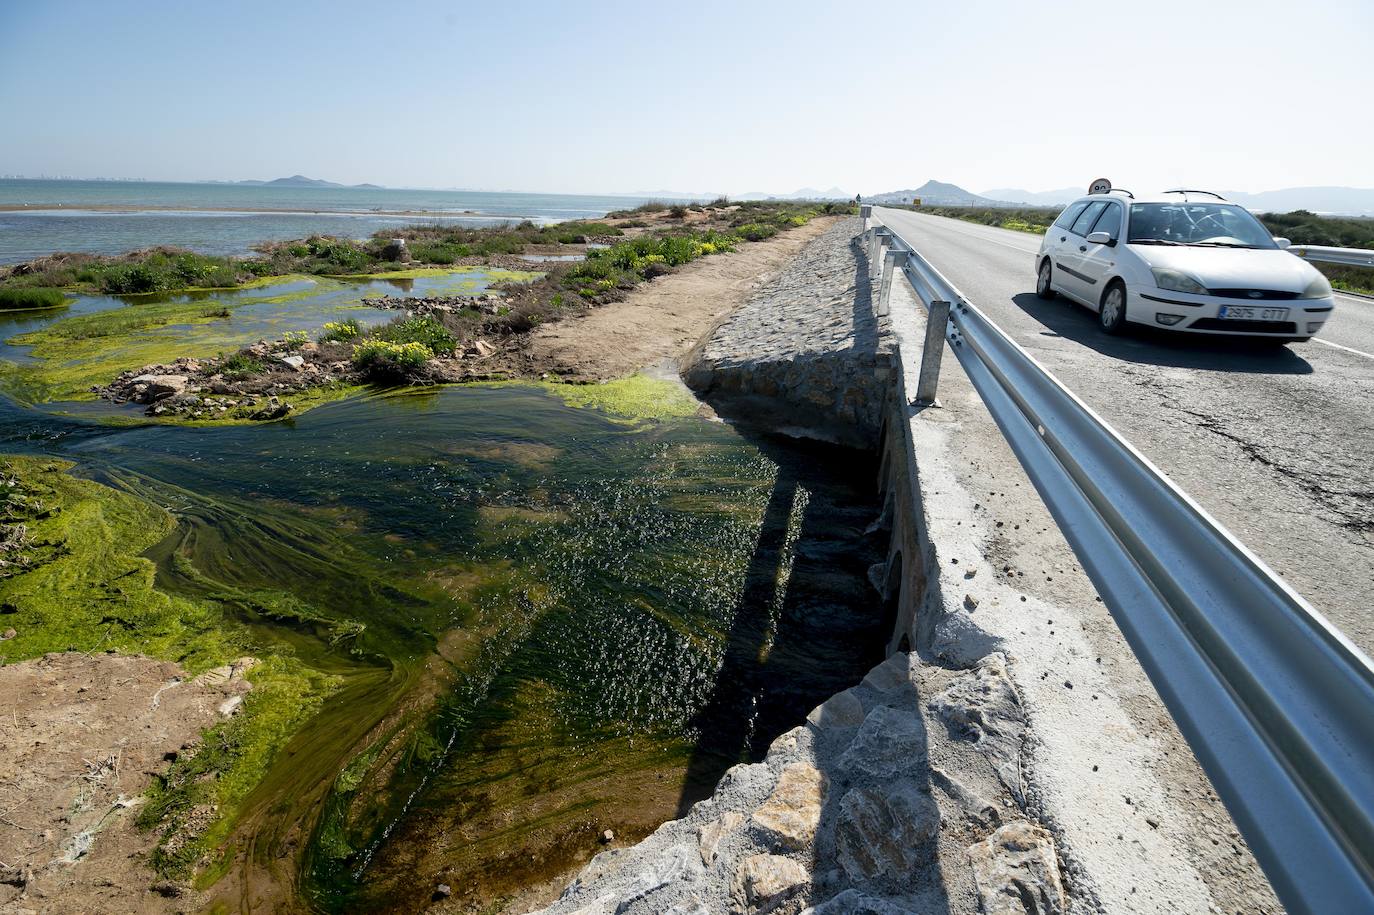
[1010,292,1315,375]
[676,433,891,815]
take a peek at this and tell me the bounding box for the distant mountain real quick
[1221,186,1374,217]
[980,187,1082,207]
[210,175,386,189]
[865,180,1004,207]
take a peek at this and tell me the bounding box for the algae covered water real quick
[0,366,888,910]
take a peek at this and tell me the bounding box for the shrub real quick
[374,316,457,356]
[351,340,432,378]
[669,204,688,219]
[735,223,778,242]
[410,242,469,264]
[279,330,309,349]
[318,319,363,343]
[0,287,65,310]
[220,352,265,380]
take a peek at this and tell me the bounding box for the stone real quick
[833,781,939,881]
[0,628,15,641]
[613,845,702,914]
[929,609,998,667]
[601,829,615,844]
[131,374,189,402]
[804,889,920,914]
[805,688,864,729]
[930,765,999,827]
[277,354,306,371]
[966,821,1066,915]
[434,883,452,899]
[837,705,927,779]
[752,763,826,850]
[859,653,908,691]
[928,653,1026,802]
[473,339,497,358]
[698,811,744,866]
[732,854,808,913]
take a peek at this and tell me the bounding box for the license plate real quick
[1217,305,1289,321]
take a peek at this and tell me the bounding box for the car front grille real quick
[1208,288,1299,300]
[1189,318,1297,334]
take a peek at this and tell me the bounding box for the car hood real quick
[1129,245,1320,292]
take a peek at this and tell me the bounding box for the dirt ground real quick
[0,652,253,914]
[520,216,841,381]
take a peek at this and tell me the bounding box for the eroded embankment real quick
[536,218,1073,914]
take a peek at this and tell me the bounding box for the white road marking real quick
[879,212,1041,255]
[1313,337,1374,360]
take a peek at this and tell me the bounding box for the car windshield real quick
[1127,203,1277,249]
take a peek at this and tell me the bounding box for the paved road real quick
[875,207,1374,654]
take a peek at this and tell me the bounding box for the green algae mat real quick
[0,276,888,912]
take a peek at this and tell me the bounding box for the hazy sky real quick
[2,0,1371,196]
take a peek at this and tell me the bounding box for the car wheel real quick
[1036,259,1056,300]
[1099,282,1127,335]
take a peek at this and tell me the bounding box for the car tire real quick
[1099,281,1128,335]
[1036,259,1057,300]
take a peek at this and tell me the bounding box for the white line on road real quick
[1313,337,1374,360]
[879,212,1041,255]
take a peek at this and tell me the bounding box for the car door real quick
[1075,201,1122,300]
[1056,201,1108,301]
[1044,201,1089,293]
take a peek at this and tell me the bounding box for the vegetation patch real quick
[541,374,703,420]
[0,286,66,310]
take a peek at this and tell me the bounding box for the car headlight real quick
[1151,268,1209,295]
[1299,274,1332,299]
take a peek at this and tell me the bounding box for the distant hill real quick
[864,180,1004,207]
[221,175,385,189]
[1222,186,1374,217]
[980,187,1081,207]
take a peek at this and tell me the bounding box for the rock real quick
[805,689,864,729]
[434,883,452,899]
[927,653,1026,802]
[698,810,744,866]
[833,781,938,881]
[472,339,497,358]
[1,628,15,641]
[250,403,293,421]
[277,355,305,371]
[612,845,702,913]
[930,765,1000,827]
[804,889,920,914]
[752,763,826,850]
[601,829,615,844]
[966,822,1066,915]
[929,609,999,667]
[837,705,927,779]
[732,854,808,913]
[130,374,189,402]
[859,653,908,690]
[217,695,243,717]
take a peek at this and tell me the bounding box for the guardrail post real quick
[859,204,872,235]
[913,300,950,406]
[869,229,887,281]
[878,249,907,317]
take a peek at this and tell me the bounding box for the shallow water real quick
[0,281,887,911]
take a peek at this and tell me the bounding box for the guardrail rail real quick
[1290,243,1374,268]
[862,213,1374,915]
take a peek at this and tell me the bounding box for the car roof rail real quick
[1161,189,1228,200]
[1106,188,1135,199]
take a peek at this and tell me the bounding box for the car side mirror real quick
[1086,231,1114,246]
[1273,237,1292,249]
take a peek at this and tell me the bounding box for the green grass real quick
[0,455,338,879]
[911,205,1057,234]
[372,316,457,355]
[0,287,66,310]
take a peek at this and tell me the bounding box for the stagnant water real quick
[0,287,889,911]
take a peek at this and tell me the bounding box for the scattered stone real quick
[732,854,808,913]
[966,821,1066,915]
[833,781,939,880]
[963,593,980,611]
[276,354,306,371]
[928,653,1026,802]
[804,688,864,729]
[804,889,919,914]
[1,628,15,641]
[930,765,1000,827]
[433,883,452,899]
[601,829,615,844]
[698,811,744,866]
[838,705,928,779]
[752,763,826,850]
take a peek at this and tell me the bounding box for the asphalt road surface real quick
[875,207,1374,655]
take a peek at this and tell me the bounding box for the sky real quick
[2,0,1371,197]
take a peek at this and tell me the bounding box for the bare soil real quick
[0,652,253,914]
[514,216,841,382]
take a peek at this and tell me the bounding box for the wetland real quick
[0,211,888,913]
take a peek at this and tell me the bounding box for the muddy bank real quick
[0,652,252,913]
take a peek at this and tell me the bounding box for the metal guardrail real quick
[862,216,1374,915]
[1290,244,1374,267]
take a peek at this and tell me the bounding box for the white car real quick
[1035,189,1335,342]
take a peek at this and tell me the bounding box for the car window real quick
[1053,202,1089,229]
[1069,201,1108,236]
[1127,203,1278,248]
[1090,203,1121,239]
